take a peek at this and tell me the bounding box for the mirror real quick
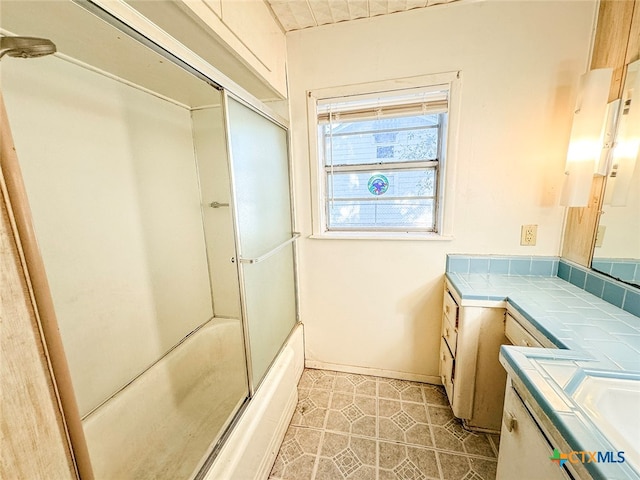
[592,59,640,288]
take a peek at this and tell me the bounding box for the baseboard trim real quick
[304,360,442,386]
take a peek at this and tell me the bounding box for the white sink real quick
[572,375,640,473]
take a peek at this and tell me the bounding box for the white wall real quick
[3,55,214,415]
[287,0,596,379]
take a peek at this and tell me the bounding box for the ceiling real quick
[266,0,461,32]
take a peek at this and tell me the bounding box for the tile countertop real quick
[446,272,640,480]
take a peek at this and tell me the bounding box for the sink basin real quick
[572,375,640,473]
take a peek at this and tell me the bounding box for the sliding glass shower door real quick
[225,95,298,390]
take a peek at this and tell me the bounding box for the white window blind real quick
[317,88,448,123]
[316,86,450,233]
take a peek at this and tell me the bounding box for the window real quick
[308,73,459,239]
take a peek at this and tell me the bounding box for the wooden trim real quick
[1,166,76,479]
[561,0,638,267]
[0,93,94,479]
[590,0,636,101]
[628,1,640,64]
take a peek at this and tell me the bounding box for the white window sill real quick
[309,231,454,241]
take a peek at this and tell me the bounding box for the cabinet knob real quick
[445,328,450,337]
[445,305,450,314]
[504,412,517,432]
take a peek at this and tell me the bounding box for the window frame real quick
[307,72,461,240]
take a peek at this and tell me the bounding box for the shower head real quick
[0,36,56,60]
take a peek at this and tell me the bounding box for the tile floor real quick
[269,369,500,480]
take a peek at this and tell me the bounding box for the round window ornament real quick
[368,174,389,196]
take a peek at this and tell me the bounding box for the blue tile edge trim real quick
[559,259,640,317]
[446,254,559,276]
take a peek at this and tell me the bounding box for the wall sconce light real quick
[608,63,640,207]
[560,68,613,207]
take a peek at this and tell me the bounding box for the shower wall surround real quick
[192,107,242,319]
[4,55,216,417]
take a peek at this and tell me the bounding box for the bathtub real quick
[82,317,279,479]
[82,318,303,480]
[203,322,304,480]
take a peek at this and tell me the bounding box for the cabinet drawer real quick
[440,338,454,402]
[443,290,459,327]
[443,310,458,356]
[505,313,542,347]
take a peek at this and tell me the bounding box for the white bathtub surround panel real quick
[192,107,242,319]
[3,55,214,416]
[83,318,248,480]
[205,324,305,480]
[287,1,596,377]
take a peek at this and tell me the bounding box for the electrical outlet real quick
[520,224,537,246]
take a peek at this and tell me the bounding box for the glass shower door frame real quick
[222,90,300,395]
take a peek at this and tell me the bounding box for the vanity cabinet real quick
[439,280,508,432]
[505,313,542,347]
[497,378,574,480]
[505,307,556,349]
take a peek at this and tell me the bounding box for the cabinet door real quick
[497,385,570,480]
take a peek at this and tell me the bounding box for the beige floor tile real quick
[269,426,322,480]
[299,369,336,390]
[378,398,433,447]
[423,385,449,406]
[378,378,425,403]
[438,452,498,480]
[462,434,496,458]
[427,405,456,426]
[316,432,377,479]
[326,392,377,437]
[291,388,331,428]
[274,369,498,480]
[469,457,498,480]
[379,441,440,479]
[437,452,472,480]
[334,373,378,397]
[432,425,465,453]
[487,434,500,456]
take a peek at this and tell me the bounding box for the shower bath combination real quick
[1,7,298,476]
[0,36,57,60]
